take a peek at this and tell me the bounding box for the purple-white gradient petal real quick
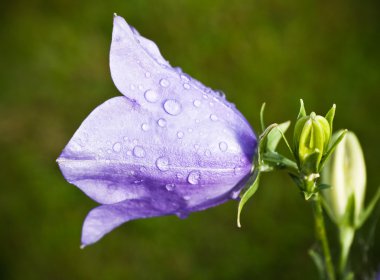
[57,15,257,246]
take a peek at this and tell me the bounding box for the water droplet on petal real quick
[126,150,132,156]
[140,167,147,172]
[141,123,149,131]
[156,156,170,171]
[180,74,190,82]
[133,146,145,158]
[176,211,189,219]
[230,190,240,199]
[210,102,214,107]
[204,149,211,157]
[193,100,201,107]
[177,131,184,139]
[176,173,183,179]
[112,142,121,152]
[195,119,200,124]
[130,84,136,90]
[157,118,167,127]
[210,114,218,121]
[219,141,228,152]
[138,85,143,90]
[188,128,193,133]
[194,144,200,150]
[163,99,182,116]
[183,195,191,201]
[144,89,159,103]
[183,83,190,89]
[160,78,170,87]
[165,183,176,191]
[187,171,201,185]
[203,94,208,99]
[145,72,151,78]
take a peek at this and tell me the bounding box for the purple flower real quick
[57,15,257,247]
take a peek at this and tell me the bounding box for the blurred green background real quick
[1,0,379,279]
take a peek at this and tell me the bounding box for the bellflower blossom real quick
[57,15,257,247]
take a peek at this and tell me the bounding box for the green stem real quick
[312,193,336,280]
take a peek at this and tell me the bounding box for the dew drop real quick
[138,85,143,90]
[133,146,145,158]
[210,114,218,121]
[160,78,170,87]
[187,171,201,185]
[163,99,182,116]
[130,84,136,90]
[177,131,184,139]
[140,167,147,172]
[176,211,189,219]
[188,128,193,133]
[141,123,149,131]
[183,83,190,90]
[145,72,151,78]
[230,190,240,199]
[112,142,121,152]
[219,141,228,152]
[195,119,200,124]
[194,144,200,150]
[210,102,214,107]
[176,173,183,179]
[193,100,201,107]
[126,150,132,156]
[203,94,208,99]
[204,149,211,157]
[165,183,176,191]
[180,74,190,82]
[157,118,167,127]
[156,156,170,171]
[183,195,191,201]
[144,89,159,103]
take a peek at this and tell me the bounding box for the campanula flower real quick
[57,15,257,246]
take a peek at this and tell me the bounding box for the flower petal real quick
[81,196,182,246]
[58,96,254,207]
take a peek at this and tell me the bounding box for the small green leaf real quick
[317,184,331,191]
[356,186,380,228]
[266,121,291,152]
[261,151,298,172]
[297,99,307,120]
[258,123,278,162]
[308,248,326,280]
[260,102,266,133]
[325,104,336,135]
[319,129,347,171]
[237,172,261,228]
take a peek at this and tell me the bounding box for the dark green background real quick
[1,0,379,279]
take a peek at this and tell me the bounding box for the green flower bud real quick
[294,112,331,173]
[322,131,366,225]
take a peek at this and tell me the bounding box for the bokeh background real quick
[1,0,379,279]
